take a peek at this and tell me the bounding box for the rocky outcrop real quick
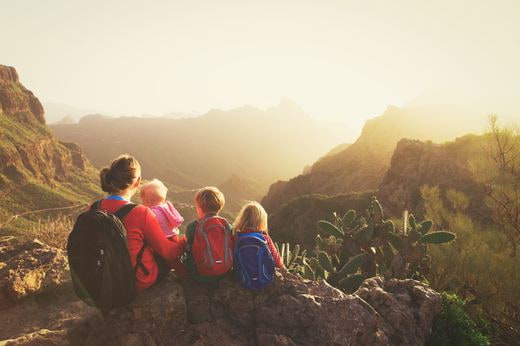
[0,65,44,124]
[1,239,442,345]
[0,65,99,233]
[175,272,440,345]
[378,136,490,222]
[0,239,68,309]
[69,276,186,345]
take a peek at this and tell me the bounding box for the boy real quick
[185,186,233,282]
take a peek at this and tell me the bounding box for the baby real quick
[140,179,184,238]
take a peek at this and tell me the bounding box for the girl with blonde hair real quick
[233,202,283,289]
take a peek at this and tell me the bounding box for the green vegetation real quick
[471,116,520,257]
[422,185,520,336]
[0,99,101,238]
[280,196,455,293]
[427,293,490,346]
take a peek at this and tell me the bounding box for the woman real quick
[97,154,186,291]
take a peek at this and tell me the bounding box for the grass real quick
[27,214,75,249]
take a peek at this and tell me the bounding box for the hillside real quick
[262,105,484,212]
[50,99,345,211]
[0,65,100,235]
[378,135,489,222]
[267,134,491,250]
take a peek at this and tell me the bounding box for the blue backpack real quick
[234,232,275,290]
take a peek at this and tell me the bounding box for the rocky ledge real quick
[0,239,441,345]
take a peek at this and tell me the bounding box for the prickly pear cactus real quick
[304,196,457,293]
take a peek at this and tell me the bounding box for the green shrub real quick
[427,293,490,346]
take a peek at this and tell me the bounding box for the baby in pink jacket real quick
[140,179,184,238]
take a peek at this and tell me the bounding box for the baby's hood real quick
[152,201,184,228]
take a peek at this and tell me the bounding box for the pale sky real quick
[1,0,519,123]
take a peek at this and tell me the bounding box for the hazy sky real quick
[1,0,519,123]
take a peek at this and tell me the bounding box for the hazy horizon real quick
[2,0,519,126]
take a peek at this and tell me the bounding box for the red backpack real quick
[191,215,233,276]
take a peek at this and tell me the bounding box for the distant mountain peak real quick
[270,98,308,118]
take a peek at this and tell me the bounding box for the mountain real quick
[262,105,485,212]
[0,65,100,235]
[42,102,102,125]
[378,135,490,223]
[162,111,199,119]
[50,99,345,211]
[53,115,77,125]
[266,134,492,250]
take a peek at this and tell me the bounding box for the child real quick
[233,201,283,269]
[185,186,233,282]
[140,179,184,238]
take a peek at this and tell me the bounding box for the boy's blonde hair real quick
[195,186,225,214]
[234,201,268,233]
[140,179,168,206]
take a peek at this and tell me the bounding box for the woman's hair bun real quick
[99,155,141,194]
[100,167,115,193]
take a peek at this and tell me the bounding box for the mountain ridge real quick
[0,64,100,234]
[261,104,485,212]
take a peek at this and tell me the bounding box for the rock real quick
[69,275,186,345]
[0,64,44,123]
[377,136,490,223]
[0,239,68,309]
[357,277,442,345]
[177,271,441,345]
[1,329,67,346]
[1,240,442,346]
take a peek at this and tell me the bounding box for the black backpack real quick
[67,200,141,311]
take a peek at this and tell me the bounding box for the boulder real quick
[0,239,68,309]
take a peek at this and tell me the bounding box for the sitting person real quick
[140,179,184,238]
[97,154,186,291]
[233,201,283,289]
[184,187,233,282]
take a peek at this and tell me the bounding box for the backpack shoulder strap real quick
[114,203,138,220]
[90,199,103,211]
[186,220,198,246]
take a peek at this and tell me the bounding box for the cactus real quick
[419,220,433,235]
[301,196,455,293]
[302,261,315,280]
[317,220,344,238]
[276,196,454,293]
[338,273,365,293]
[338,253,367,276]
[274,242,309,276]
[317,251,335,273]
[342,209,356,226]
[419,231,456,244]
